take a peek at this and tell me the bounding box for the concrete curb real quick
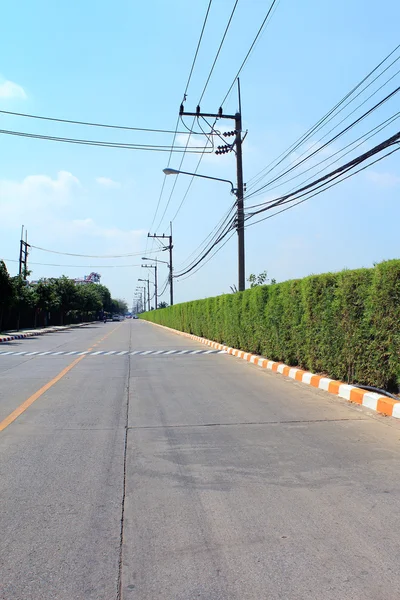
[144,320,400,420]
[0,322,95,344]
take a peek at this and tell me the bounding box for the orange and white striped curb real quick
[143,320,400,419]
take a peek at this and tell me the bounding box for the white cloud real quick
[366,171,400,187]
[95,176,121,189]
[0,171,80,227]
[0,79,27,99]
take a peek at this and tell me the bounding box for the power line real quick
[29,245,161,258]
[174,212,236,278]
[175,131,400,278]
[246,43,400,191]
[246,111,400,203]
[0,128,211,153]
[175,230,236,281]
[249,67,400,194]
[244,146,400,229]
[0,108,212,135]
[245,85,400,200]
[220,0,280,106]
[184,0,214,97]
[148,0,214,235]
[198,0,240,104]
[157,275,170,298]
[175,201,237,271]
[2,259,142,268]
[246,130,400,218]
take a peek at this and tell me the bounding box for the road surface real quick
[1,320,400,599]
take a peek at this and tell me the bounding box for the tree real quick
[53,276,78,324]
[33,279,60,326]
[0,260,13,332]
[96,284,112,313]
[76,284,103,320]
[111,298,128,315]
[247,271,269,288]
[158,301,169,309]
[11,275,37,330]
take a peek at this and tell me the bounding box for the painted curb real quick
[143,320,400,420]
[0,322,94,344]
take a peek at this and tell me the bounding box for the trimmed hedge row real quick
[140,260,400,390]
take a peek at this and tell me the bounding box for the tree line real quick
[0,260,128,332]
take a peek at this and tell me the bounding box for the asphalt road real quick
[1,320,400,600]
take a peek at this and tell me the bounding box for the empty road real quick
[1,319,400,599]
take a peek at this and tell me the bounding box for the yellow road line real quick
[0,322,124,433]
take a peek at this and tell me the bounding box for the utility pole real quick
[19,225,30,279]
[141,263,157,309]
[148,222,173,305]
[138,279,151,311]
[142,286,146,313]
[179,79,246,291]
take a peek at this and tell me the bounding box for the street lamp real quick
[141,262,157,309]
[138,278,150,311]
[142,256,171,309]
[163,166,245,291]
[163,168,236,195]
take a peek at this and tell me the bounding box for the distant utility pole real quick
[141,262,157,309]
[148,222,173,305]
[138,278,151,311]
[19,225,30,279]
[179,79,245,291]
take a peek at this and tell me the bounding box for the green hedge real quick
[140,260,400,390]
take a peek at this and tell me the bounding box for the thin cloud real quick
[366,171,400,187]
[96,177,121,189]
[0,79,27,99]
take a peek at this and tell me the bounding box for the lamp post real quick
[142,256,171,308]
[141,262,157,309]
[163,166,245,291]
[138,278,150,311]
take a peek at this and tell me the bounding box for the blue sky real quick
[1,0,399,307]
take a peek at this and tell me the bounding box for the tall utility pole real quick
[141,262,157,309]
[180,79,245,291]
[148,222,173,305]
[19,225,30,279]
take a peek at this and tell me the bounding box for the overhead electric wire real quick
[198,0,240,104]
[245,130,400,218]
[29,245,160,258]
[0,108,212,135]
[174,200,237,271]
[245,84,400,200]
[174,211,236,278]
[183,0,214,98]
[156,0,241,231]
[147,1,213,236]
[175,230,236,281]
[0,128,210,152]
[244,146,400,229]
[2,259,142,268]
[154,113,212,231]
[175,131,400,278]
[246,110,400,203]
[246,43,400,191]
[248,68,400,194]
[157,275,170,298]
[220,0,279,107]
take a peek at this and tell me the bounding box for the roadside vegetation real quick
[141,260,400,391]
[0,260,127,332]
